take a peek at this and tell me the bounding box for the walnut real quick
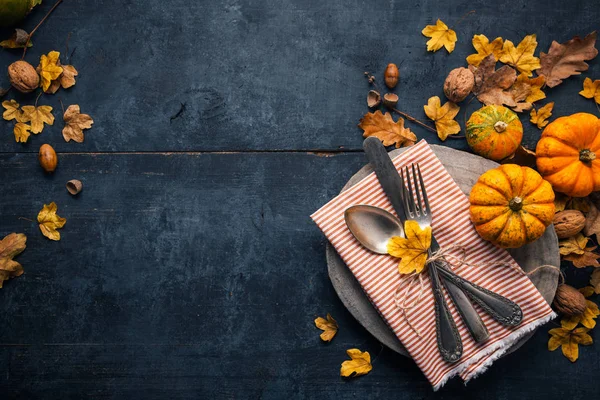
[8,61,39,93]
[553,284,587,316]
[443,67,474,103]
[553,210,586,239]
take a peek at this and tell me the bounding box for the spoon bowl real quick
[344,205,404,254]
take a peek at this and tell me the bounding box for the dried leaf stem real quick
[392,108,437,133]
[22,0,64,59]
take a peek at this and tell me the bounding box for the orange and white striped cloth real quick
[311,140,556,390]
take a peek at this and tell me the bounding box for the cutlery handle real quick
[437,266,523,326]
[435,260,489,343]
[428,263,463,363]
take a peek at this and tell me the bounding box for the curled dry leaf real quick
[530,102,554,129]
[314,313,338,342]
[559,234,600,268]
[62,105,93,143]
[0,29,32,49]
[498,34,541,76]
[37,51,63,92]
[591,269,600,294]
[471,54,517,107]
[421,19,457,53]
[584,203,600,242]
[387,220,432,275]
[45,63,78,94]
[423,96,460,140]
[579,77,600,104]
[21,105,54,134]
[38,202,66,241]
[510,74,546,112]
[500,145,537,169]
[2,99,26,122]
[358,110,416,148]
[539,32,598,88]
[340,349,372,378]
[0,233,26,288]
[548,326,593,362]
[14,123,31,143]
[466,34,504,67]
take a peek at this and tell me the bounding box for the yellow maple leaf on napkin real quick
[499,34,541,76]
[548,326,593,362]
[314,313,338,342]
[530,102,554,129]
[340,349,372,378]
[423,96,461,140]
[38,202,66,241]
[387,220,432,274]
[466,34,504,66]
[421,19,457,53]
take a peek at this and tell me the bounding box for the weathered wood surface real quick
[327,145,560,356]
[0,0,599,399]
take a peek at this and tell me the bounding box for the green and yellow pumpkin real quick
[466,105,523,161]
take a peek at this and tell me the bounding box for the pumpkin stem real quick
[494,121,507,133]
[580,149,596,163]
[509,197,523,211]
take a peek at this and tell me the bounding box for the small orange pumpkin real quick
[466,105,523,161]
[536,112,600,197]
[469,164,555,248]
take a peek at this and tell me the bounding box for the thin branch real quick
[452,10,476,28]
[392,108,437,133]
[22,0,64,59]
[34,91,42,106]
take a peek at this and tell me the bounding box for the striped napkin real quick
[311,140,556,390]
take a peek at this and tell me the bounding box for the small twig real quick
[18,217,34,223]
[34,91,42,106]
[65,32,72,63]
[59,98,65,115]
[595,101,600,115]
[22,0,64,59]
[452,10,476,28]
[392,108,437,133]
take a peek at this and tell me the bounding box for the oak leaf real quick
[314,313,338,342]
[2,99,26,122]
[498,34,541,76]
[0,233,26,288]
[387,220,432,275]
[37,51,63,92]
[62,105,93,143]
[340,349,372,378]
[579,77,600,104]
[466,34,503,67]
[548,326,593,362]
[358,110,416,148]
[0,29,32,49]
[584,203,600,242]
[560,234,600,268]
[561,300,600,330]
[14,123,31,143]
[591,269,600,294]
[539,32,598,88]
[38,202,66,241]
[471,55,517,107]
[530,102,554,129]
[21,105,54,134]
[423,96,460,140]
[421,19,457,53]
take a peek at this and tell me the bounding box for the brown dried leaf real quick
[584,203,600,242]
[539,32,598,88]
[591,269,600,294]
[501,145,537,169]
[564,246,600,268]
[471,55,517,106]
[62,105,93,143]
[358,110,416,148]
[0,233,26,288]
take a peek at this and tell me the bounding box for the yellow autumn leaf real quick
[37,202,66,241]
[530,102,554,129]
[499,34,541,76]
[314,313,338,342]
[559,234,588,256]
[423,96,460,140]
[580,286,596,298]
[2,100,26,122]
[579,77,600,104]
[37,51,63,91]
[548,326,593,362]
[387,220,432,275]
[561,300,600,330]
[340,349,372,378]
[46,63,78,94]
[466,34,504,66]
[21,105,54,134]
[421,19,457,53]
[13,123,31,143]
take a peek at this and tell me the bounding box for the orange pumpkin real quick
[536,112,600,197]
[469,164,555,248]
[466,105,523,161]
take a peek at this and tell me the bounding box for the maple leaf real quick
[314,313,338,342]
[2,99,26,122]
[548,326,593,362]
[562,300,600,330]
[471,55,517,106]
[38,202,66,241]
[579,77,600,104]
[560,234,588,256]
[530,102,554,129]
[46,63,78,94]
[21,105,54,134]
[14,123,32,143]
[560,234,600,268]
[340,349,372,378]
[37,51,63,92]
[591,269,600,294]
[499,34,541,76]
[584,203,600,242]
[580,286,595,298]
[509,74,546,112]
[387,220,432,275]
[0,233,26,288]
[500,145,537,168]
[421,19,457,53]
[0,29,32,49]
[358,110,416,148]
[62,104,93,143]
[423,96,460,140]
[539,32,598,88]
[466,34,503,66]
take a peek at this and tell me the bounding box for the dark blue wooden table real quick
[1,1,599,398]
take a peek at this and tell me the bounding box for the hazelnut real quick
[553,284,587,316]
[384,63,399,89]
[553,210,586,239]
[39,144,57,173]
[443,67,474,103]
[8,60,39,93]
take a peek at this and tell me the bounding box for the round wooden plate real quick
[327,144,560,357]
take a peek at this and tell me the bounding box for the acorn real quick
[8,60,39,93]
[383,93,399,109]
[384,63,399,89]
[553,284,587,316]
[39,144,57,173]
